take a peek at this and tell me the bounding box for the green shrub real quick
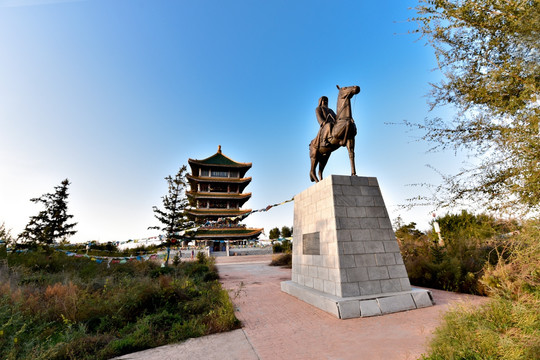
[270,253,292,268]
[272,240,292,254]
[397,212,519,295]
[0,249,238,359]
[422,219,540,359]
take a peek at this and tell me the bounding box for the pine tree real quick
[18,179,77,245]
[149,166,194,263]
[281,226,292,238]
[269,227,281,239]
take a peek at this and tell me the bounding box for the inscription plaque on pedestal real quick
[302,232,320,255]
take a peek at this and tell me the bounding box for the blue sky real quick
[0,0,464,243]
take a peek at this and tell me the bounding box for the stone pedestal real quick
[281,175,434,318]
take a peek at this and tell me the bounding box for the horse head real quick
[336,85,360,99]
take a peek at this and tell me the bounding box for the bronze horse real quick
[309,85,360,182]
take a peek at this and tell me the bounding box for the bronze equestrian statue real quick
[309,85,360,182]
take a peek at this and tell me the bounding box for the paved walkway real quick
[116,254,487,360]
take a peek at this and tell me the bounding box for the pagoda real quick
[186,146,263,250]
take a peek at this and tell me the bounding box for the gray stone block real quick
[355,196,375,207]
[334,195,356,207]
[334,206,348,217]
[339,255,356,268]
[350,229,372,241]
[360,186,381,196]
[400,277,411,291]
[378,217,393,229]
[388,264,409,278]
[365,206,387,218]
[383,241,400,252]
[375,253,396,266]
[331,175,351,185]
[380,279,402,293]
[339,300,361,319]
[347,207,367,218]
[378,294,416,314]
[338,218,362,230]
[368,266,390,280]
[358,280,382,295]
[359,218,380,229]
[304,276,314,288]
[364,241,385,253]
[317,267,329,280]
[342,185,363,196]
[360,299,382,317]
[370,229,394,241]
[323,280,336,295]
[340,282,360,297]
[395,253,404,265]
[354,254,377,267]
[347,267,369,282]
[328,268,347,282]
[412,290,434,308]
[351,176,369,186]
[367,177,379,186]
[314,278,324,292]
[341,242,365,255]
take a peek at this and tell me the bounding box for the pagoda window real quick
[198,200,208,208]
[210,183,228,193]
[199,183,209,192]
[209,200,227,209]
[211,169,228,178]
[229,184,239,193]
[200,169,209,177]
[230,170,239,178]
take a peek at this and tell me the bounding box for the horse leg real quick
[347,137,356,176]
[318,154,330,181]
[309,141,319,182]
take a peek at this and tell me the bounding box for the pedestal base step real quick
[281,281,434,319]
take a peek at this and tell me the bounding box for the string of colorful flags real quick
[1,196,295,261]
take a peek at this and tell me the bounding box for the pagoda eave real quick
[186,209,251,217]
[187,192,252,200]
[186,174,252,184]
[193,228,263,240]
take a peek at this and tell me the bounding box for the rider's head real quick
[319,96,328,107]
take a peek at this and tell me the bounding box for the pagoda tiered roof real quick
[188,146,252,178]
[187,146,263,241]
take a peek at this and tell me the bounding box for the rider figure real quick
[315,96,336,148]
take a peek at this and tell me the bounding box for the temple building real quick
[186,146,263,250]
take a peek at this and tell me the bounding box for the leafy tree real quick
[149,166,193,263]
[18,179,77,245]
[269,227,280,239]
[281,226,292,238]
[408,0,540,212]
